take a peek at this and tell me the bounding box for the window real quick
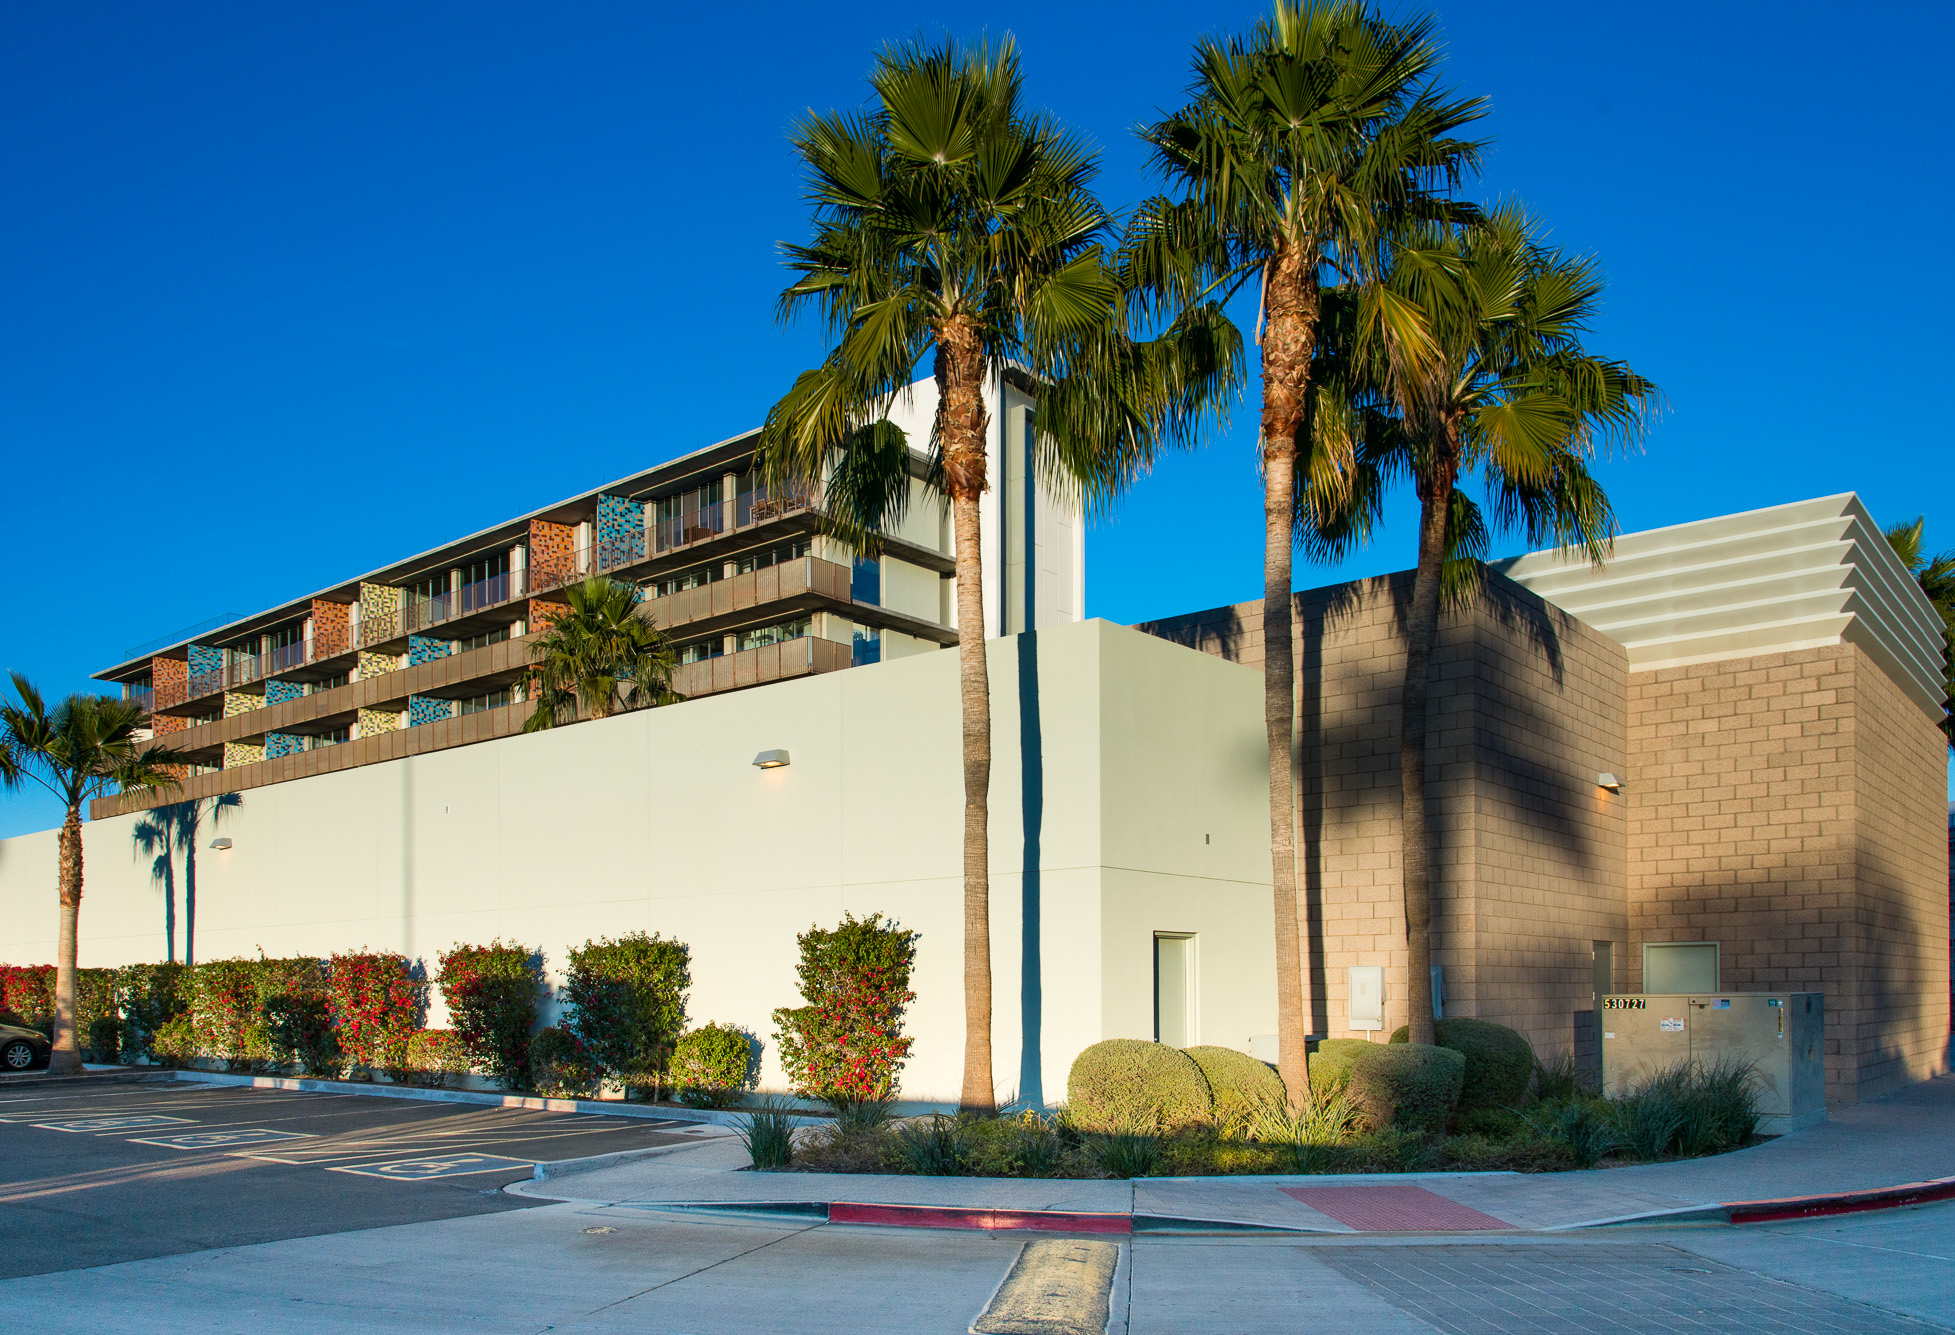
[458,626,511,652]
[852,625,881,666]
[306,726,351,749]
[460,552,513,612]
[735,539,811,575]
[737,618,810,652]
[851,556,881,605]
[307,672,350,694]
[677,639,723,665]
[648,564,722,598]
[458,687,512,715]
[653,481,724,550]
[1643,942,1719,994]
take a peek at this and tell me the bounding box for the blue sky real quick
[2,1,1949,837]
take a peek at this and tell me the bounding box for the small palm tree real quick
[524,576,678,731]
[760,37,1222,1113]
[1332,204,1657,1044]
[1884,517,1955,746]
[1124,0,1485,1102]
[0,675,188,1074]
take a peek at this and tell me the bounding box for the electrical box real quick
[1600,992,1824,1135]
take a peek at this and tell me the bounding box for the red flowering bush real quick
[436,941,541,1088]
[326,950,427,1074]
[190,959,267,1068]
[772,913,918,1103]
[0,964,54,1033]
[528,1025,600,1099]
[404,1029,471,1088]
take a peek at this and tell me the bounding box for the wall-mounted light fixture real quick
[210,837,234,850]
[752,749,790,770]
[1597,773,1623,793]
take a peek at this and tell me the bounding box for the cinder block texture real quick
[1627,643,1950,1104]
[1139,568,1631,1065]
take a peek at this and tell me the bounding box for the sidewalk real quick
[513,1074,1955,1234]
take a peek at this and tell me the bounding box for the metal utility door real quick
[1688,995,1791,1116]
[1154,935,1193,1049]
[1600,994,1690,1097]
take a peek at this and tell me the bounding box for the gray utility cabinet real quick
[1600,992,1825,1135]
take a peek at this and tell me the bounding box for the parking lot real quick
[0,1079,706,1278]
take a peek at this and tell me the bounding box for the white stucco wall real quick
[0,620,1271,1108]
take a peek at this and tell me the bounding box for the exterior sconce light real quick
[210,837,234,850]
[1597,773,1623,793]
[752,749,790,769]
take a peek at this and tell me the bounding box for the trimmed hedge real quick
[438,941,541,1089]
[116,963,188,1062]
[1306,1038,1376,1099]
[529,1025,600,1099]
[564,933,691,1088]
[405,1029,471,1088]
[671,1023,759,1108]
[1184,1045,1285,1130]
[1347,1044,1465,1134]
[327,950,426,1074]
[1389,1018,1535,1113]
[1066,1039,1214,1133]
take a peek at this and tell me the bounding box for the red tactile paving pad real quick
[1280,1184,1512,1231]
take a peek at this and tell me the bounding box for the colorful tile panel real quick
[265,679,303,705]
[187,644,222,676]
[359,582,403,642]
[265,732,303,758]
[311,599,351,656]
[358,650,405,679]
[223,691,261,719]
[408,635,450,666]
[529,519,579,589]
[357,706,400,736]
[222,740,265,768]
[407,695,453,727]
[151,656,187,704]
[597,493,645,564]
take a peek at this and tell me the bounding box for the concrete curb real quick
[171,1070,824,1127]
[1720,1175,1955,1224]
[0,1068,179,1090]
[531,1138,733,1181]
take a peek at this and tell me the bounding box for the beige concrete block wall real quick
[1624,642,1949,1104]
[1139,568,1630,1065]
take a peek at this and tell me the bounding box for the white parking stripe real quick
[31,1115,197,1132]
[328,1153,532,1181]
[129,1129,315,1150]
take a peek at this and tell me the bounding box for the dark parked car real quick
[1,1025,51,1072]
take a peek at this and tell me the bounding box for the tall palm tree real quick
[1335,204,1657,1044]
[524,576,679,731]
[1123,0,1484,1100]
[0,675,187,1075]
[1884,516,1955,746]
[760,37,1224,1112]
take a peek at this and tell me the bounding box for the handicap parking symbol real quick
[329,1153,532,1181]
[129,1128,316,1150]
[32,1115,196,1133]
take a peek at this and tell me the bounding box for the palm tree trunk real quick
[50,805,84,1076]
[939,323,995,1114]
[1260,249,1319,1107]
[1399,466,1455,1048]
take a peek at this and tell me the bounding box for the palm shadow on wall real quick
[131,792,241,967]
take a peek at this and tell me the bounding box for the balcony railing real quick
[404,567,530,634]
[128,685,154,714]
[652,507,724,553]
[737,481,814,528]
[270,641,308,675]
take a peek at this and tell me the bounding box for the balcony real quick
[403,567,530,635]
[668,632,850,697]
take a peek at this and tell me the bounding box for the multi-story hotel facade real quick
[88,371,1082,819]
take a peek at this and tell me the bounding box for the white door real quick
[1154,935,1194,1048]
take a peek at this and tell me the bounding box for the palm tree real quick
[523,576,679,731]
[1123,0,1484,1100]
[1335,204,1657,1044]
[1884,516,1955,746]
[132,792,241,967]
[0,675,187,1074]
[759,37,1223,1113]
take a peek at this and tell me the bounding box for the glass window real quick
[737,618,810,652]
[851,556,881,605]
[648,564,722,598]
[735,539,811,575]
[677,639,724,665]
[307,673,350,694]
[852,625,881,666]
[458,687,512,715]
[458,626,511,652]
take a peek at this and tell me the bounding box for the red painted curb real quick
[828,1202,1133,1234]
[1726,1175,1955,1224]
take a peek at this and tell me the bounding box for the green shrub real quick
[737,1100,797,1170]
[772,913,918,1103]
[1085,1126,1164,1178]
[564,933,691,1089]
[1305,1039,1375,1099]
[116,963,187,1061]
[1389,1018,1535,1113]
[0,964,53,1034]
[86,1015,121,1064]
[257,957,336,1075]
[1532,1051,1593,1102]
[1066,1039,1213,1134]
[670,1023,759,1108]
[1246,1085,1364,1172]
[75,969,119,1061]
[437,941,541,1089]
[1183,1046,1285,1132]
[405,1029,471,1088]
[828,1097,893,1134]
[1610,1060,1758,1160]
[1342,1043,1464,1134]
[528,1025,600,1099]
[896,1114,973,1175]
[189,958,270,1068]
[1521,1099,1619,1168]
[150,1015,196,1067]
